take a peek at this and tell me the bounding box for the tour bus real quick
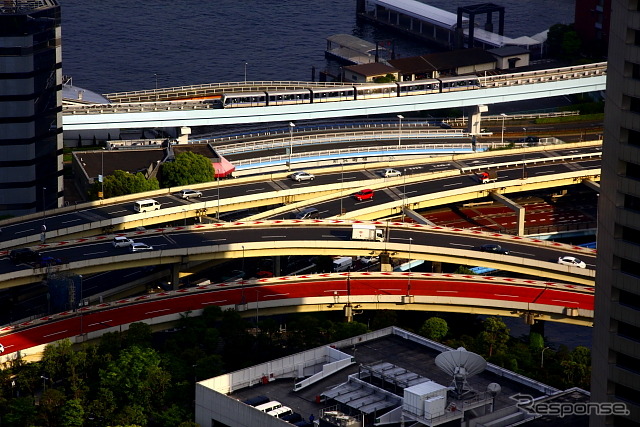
[133,199,161,213]
[254,401,282,413]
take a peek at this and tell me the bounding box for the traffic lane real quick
[0,277,594,354]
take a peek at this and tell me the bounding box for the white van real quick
[134,199,161,213]
[267,406,293,418]
[332,256,353,272]
[255,401,282,413]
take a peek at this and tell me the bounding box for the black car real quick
[294,207,320,220]
[479,244,509,255]
[9,248,42,265]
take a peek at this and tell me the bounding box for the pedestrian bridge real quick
[62,62,607,131]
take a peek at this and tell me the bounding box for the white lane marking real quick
[262,235,286,238]
[62,218,83,224]
[553,299,580,304]
[84,251,110,256]
[495,294,519,298]
[449,243,475,248]
[322,235,339,238]
[436,290,458,293]
[88,321,113,328]
[246,188,265,192]
[202,300,227,305]
[379,288,401,291]
[44,330,68,338]
[443,182,463,187]
[146,308,171,315]
[207,238,227,242]
[511,251,535,257]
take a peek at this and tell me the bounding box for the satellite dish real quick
[487,383,501,397]
[435,347,487,398]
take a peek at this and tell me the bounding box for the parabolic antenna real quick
[435,347,487,398]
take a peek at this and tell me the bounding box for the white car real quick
[112,236,134,248]
[130,242,154,252]
[358,256,379,265]
[557,256,587,269]
[178,189,203,200]
[289,171,315,182]
[381,168,401,178]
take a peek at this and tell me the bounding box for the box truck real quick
[351,224,385,242]
[477,170,498,184]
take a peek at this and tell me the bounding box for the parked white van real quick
[254,401,282,413]
[134,199,161,213]
[332,256,353,272]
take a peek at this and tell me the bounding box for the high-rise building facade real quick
[591,0,640,425]
[0,0,62,216]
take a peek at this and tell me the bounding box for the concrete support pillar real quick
[176,126,191,144]
[170,264,180,290]
[273,256,281,276]
[468,104,488,135]
[491,192,525,236]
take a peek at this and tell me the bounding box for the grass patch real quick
[534,113,604,124]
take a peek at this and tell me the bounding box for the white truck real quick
[351,224,385,242]
[477,170,498,184]
[332,256,353,272]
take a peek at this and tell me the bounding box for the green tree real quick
[4,397,37,426]
[99,345,168,411]
[562,30,581,59]
[124,322,153,349]
[38,388,66,426]
[453,265,475,274]
[373,73,397,83]
[60,398,85,427]
[478,317,510,357]
[330,321,369,341]
[529,332,544,350]
[92,170,159,199]
[160,151,214,187]
[419,317,449,341]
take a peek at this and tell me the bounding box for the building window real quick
[635,29,640,46]
[624,194,640,212]
[617,351,640,374]
[626,161,640,180]
[618,320,640,341]
[622,225,640,245]
[621,257,640,277]
[620,289,640,310]
[628,129,640,147]
[630,96,640,113]
[615,382,640,405]
[633,63,640,80]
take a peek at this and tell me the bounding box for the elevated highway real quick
[0,220,596,290]
[61,63,607,131]
[0,271,594,360]
[0,142,601,249]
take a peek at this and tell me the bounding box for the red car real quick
[354,189,374,201]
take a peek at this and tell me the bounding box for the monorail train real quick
[220,75,481,108]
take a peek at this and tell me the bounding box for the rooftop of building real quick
[344,62,399,77]
[387,48,496,74]
[199,327,588,426]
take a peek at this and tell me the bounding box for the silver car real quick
[178,189,203,200]
[129,242,154,252]
[289,171,315,182]
[381,168,401,178]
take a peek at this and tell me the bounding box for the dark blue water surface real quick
[60,0,575,94]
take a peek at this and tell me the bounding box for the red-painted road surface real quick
[0,274,593,356]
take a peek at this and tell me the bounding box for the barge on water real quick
[357,0,545,58]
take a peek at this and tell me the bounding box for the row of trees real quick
[90,152,215,200]
[0,305,590,426]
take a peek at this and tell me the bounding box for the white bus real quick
[133,199,161,213]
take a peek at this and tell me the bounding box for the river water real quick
[59,0,575,94]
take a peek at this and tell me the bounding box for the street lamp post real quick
[407,237,413,296]
[154,73,158,101]
[541,346,550,368]
[216,175,220,220]
[244,61,248,83]
[41,187,47,241]
[41,376,48,392]
[340,161,344,216]
[288,122,295,171]
[397,114,404,146]
[100,148,105,199]
[500,113,507,145]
